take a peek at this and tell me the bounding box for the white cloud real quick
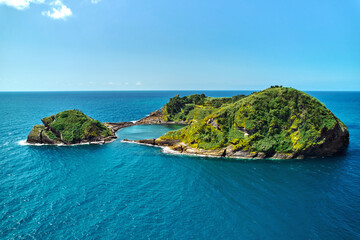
[41,0,71,20]
[136,82,142,86]
[0,0,71,20]
[91,0,101,4]
[0,0,44,10]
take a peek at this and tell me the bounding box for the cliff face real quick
[27,110,116,145]
[138,87,349,159]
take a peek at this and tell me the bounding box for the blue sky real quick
[0,0,359,91]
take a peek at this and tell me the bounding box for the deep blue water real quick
[0,91,359,239]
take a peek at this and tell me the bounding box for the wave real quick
[18,138,116,147]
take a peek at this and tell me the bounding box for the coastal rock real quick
[137,139,156,145]
[27,125,45,144]
[136,110,167,125]
[154,139,180,146]
[136,110,187,125]
[104,122,135,132]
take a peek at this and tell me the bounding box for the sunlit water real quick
[0,91,359,239]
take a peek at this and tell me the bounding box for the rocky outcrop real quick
[207,118,220,130]
[136,110,187,125]
[300,122,349,157]
[104,122,135,132]
[27,110,117,145]
[135,110,166,125]
[27,125,45,144]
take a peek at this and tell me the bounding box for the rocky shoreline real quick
[123,132,348,160]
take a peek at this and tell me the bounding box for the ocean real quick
[0,91,359,239]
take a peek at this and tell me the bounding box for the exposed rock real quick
[301,122,349,157]
[136,110,167,125]
[27,125,45,144]
[154,139,180,146]
[207,118,220,130]
[137,139,156,145]
[104,122,135,132]
[135,110,187,125]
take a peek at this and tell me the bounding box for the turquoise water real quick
[0,91,359,239]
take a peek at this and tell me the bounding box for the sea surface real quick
[0,91,359,239]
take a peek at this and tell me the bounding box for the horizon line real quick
[0,89,360,93]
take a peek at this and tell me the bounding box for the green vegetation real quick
[41,110,112,143]
[161,87,347,155]
[162,93,246,123]
[43,130,59,140]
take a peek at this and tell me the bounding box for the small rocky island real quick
[126,86,350,159]
[27,86,350,159]
[27,110,117,145]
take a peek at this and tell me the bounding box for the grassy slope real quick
[161,87,347,154]
[42,110,112,143]
[161,94,246,123]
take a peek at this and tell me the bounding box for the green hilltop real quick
[159,86,349,158]
[161,93,246,123]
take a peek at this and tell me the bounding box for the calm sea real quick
[0,91,359,239]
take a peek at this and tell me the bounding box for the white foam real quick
[18,140,61,146]
[18,138,116,146]
[18,140,30,146]
[161,146,181,155]
[161,147,220,158]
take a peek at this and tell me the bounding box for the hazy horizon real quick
[1,88,360,92]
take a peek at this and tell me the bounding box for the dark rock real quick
[136,110,167,125]
[136,139,156,145]
[207,118,220,130]
[104,122,135,132]
[154,139,180,146]
[27,125,44,144]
